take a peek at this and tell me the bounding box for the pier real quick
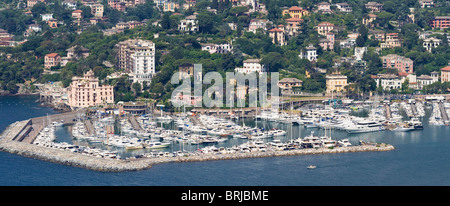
[438,102,449,124]
[411,103,417,117]
[384,103,391,120]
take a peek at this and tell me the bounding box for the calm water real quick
[1,95,450,186]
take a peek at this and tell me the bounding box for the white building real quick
[235,59,267,74]
[422,37,442,52]
[416,72,439,89]
[299,44,318,61]
[40,13,53,22]
[115,39,155,84]
[62,0,77,10]
[131,41,156,84]
[354,47,367,60]
[248,19,270,33]
[201,43,233,54]
[372,74,402,91]
[179,15,198,32]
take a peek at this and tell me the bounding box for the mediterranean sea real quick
[1,95,450,186]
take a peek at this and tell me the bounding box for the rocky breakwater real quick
[158,143,395,164]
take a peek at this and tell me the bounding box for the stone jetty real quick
[1,120,395,172]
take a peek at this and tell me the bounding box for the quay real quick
[0,115,395,172]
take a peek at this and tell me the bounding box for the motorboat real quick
[345,120,385,134]
[144,140,170,149]
[320,136,337,148]
[392,125,414,132]
[270,129,286,137]
[307,165,316,169]
[337,139,351,147]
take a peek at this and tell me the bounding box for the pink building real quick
[317,2,332,14]
[44,53,61,69]
[381,54,414,74]
[320,32,335,50]
[67,70,114,108]
[441,66,450,83]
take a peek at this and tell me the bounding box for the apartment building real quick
[381,54,414,74]
[317,22,334,36]
[115,39,155,84]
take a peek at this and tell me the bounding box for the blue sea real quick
[1,95,450,186]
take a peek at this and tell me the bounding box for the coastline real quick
[0,121,395,172]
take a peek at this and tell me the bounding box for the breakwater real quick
[1,120,394,172]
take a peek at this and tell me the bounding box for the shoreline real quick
[0,121,395,172]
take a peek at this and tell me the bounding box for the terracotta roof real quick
[318,22,334,26]
[269,28,284,32]
[45,53,60,58]
[398,72,409,77]
[285,17,303,22]
[441,66,450,71]
[279,78,303,83]
[289,6,306,11]
[73,10,82,13]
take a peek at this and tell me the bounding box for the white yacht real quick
[270,129,286,137]
[345,120,385,133]
[337,139,352,147]
[144,140,170,149]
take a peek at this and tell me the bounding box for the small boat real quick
[145,141,170,149]
[307,165,316,169]
[392,125,414,132]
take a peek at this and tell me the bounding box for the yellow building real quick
[326,73,348,93]
[163,2,179,12]
[282,6,309,19]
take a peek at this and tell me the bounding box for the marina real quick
[2,95,450,186]
[1,95,450,172]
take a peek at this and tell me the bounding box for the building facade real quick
[115,39,156,84]
[381,33,401,49]
[381,54,414,74]
[269,28,286,46]
[326,73,348,93]
[299,44,318,62]
[235,59,267,74]
[422,37,442,52]
[44,53,61,69]
[441,66,450,83]
[317,22,334,36]
[430,16,450,29]
[67,70,114,108]
[372,74,402,90]
[365,2,383,13]
[179,15,198,32]
[282,6,309,19]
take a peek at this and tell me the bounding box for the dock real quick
[439,102,449,123]
[384,103,391,120]
[410,103,417,117]
[128,116,142,131]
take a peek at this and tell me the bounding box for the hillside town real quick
[0,0,448,113]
